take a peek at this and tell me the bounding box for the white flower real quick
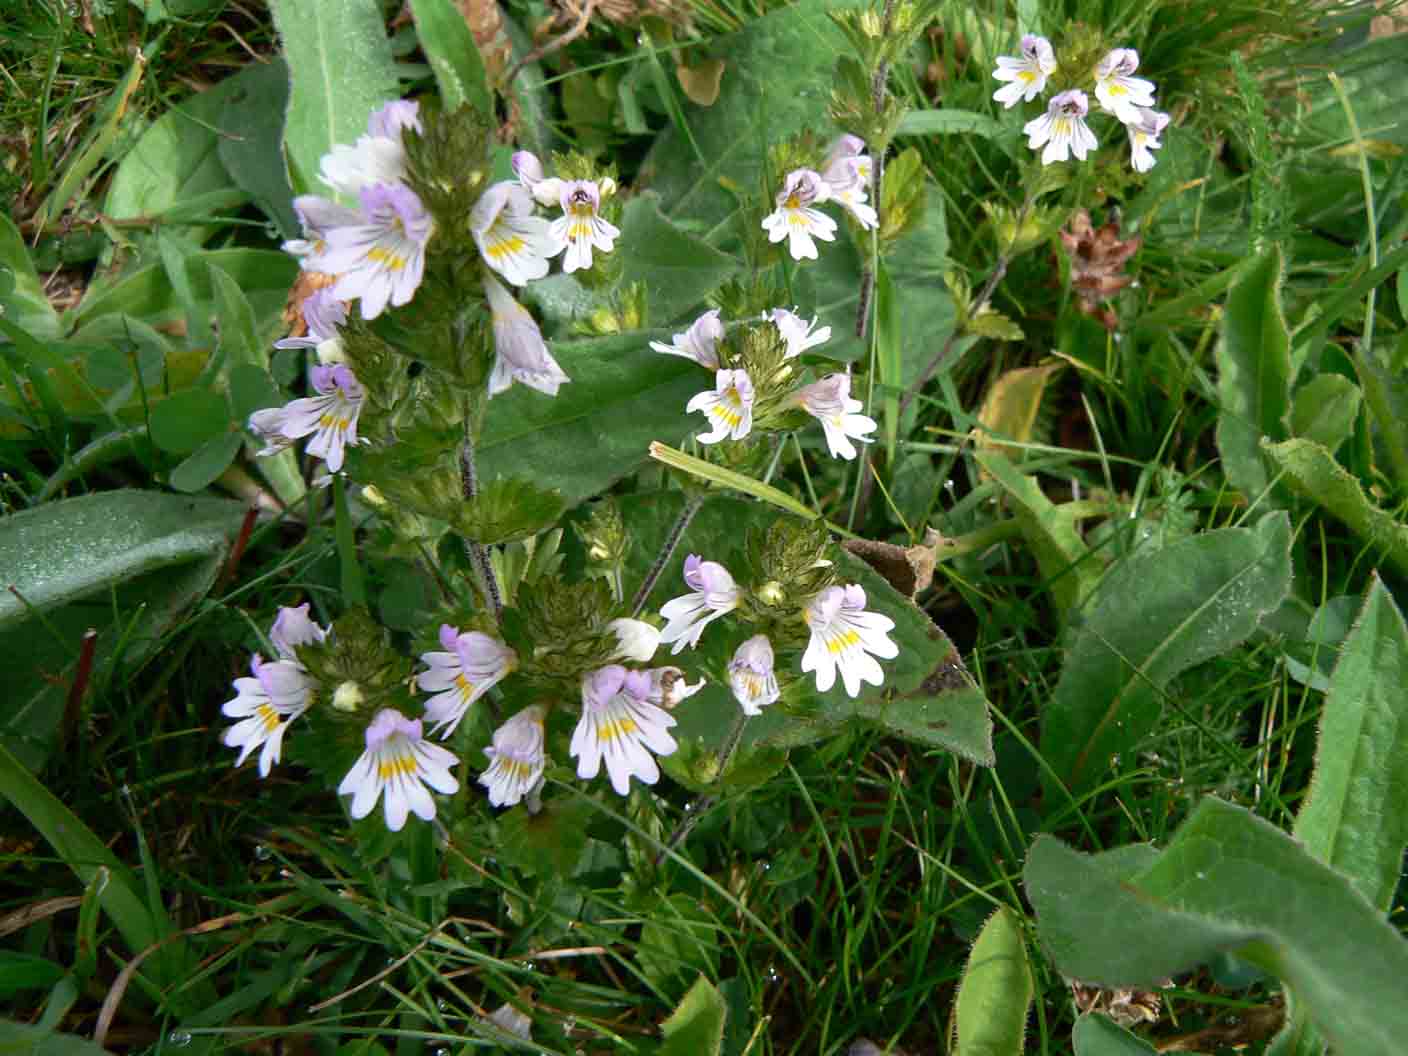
[650,309,723,369]
[687,368,754,444]
[1094,49,1157,124]
[479,706,547,808]
[1023,90,1099,165]
[221,656,313,777]
[801,584,898,698]
[318,100,420,197]
[511,150,564,208]
[269,603,328,659]
[658,554,741,653]
[819,136,878,230]
[729,635,780,716]
[338,709,460,832]
[484,275,570,397]
[247,365,365,473]
[769,308,831,358]
[609,618,661,662]
[761,169,837,261]
[1127,107,1171,173]
[549,180,620,274]
[470,182,559,286]
[571,666,678,795]
[992,34,1057,108]
[795,372,877,460]
[284,195,362,264]
[319,183,433,319]
[417,624,518,738]
[274,290,349,370]
[643,665,705,709]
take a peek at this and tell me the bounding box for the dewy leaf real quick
[453,477,566,545]
[478,331,702,509]
[1072,1014,1157,1056]
[1263,436,1408,579]
[953,905,1033,1056]
[1293,575,1408,912]
[410,0,493,119]
[268,0,400,196]
[1025,798,1408,1056]
[1289,373,1360,453]
[659,976,728,1056]
[1040,512,1293,801]
[618,193,739,326]
[216,59,301,238]
[1214,245,1291,504]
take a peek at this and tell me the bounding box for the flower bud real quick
[332,681,364,712]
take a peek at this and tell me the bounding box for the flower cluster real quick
[993,37,1169,171]
[763,135,878,261]
[655,307,877,460]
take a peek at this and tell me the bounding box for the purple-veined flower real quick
[992,35,1057,108]
[338,709,459,831]
[284,195,362,264]
[658,554,741,653]
[801,584,898,698]
[248,365,366,473]
[318,100,420,197]
[270,602,328,660]
[511,150,565,208]
[550,180,620,274]
[274,288,348,364]
[819,136,878,230]
[729,634,780,716]
[319,183,433,319]
[417,624,518,739]
[687,368,755,444]
[761,169,837,261]
[650,308,723,369]
[479,706,547,808]
[470,182,559,286]
[1094,49,1157,124]
[1127,107,1171,173]
[221,656,314,777]
[484,275,570,397]
[770,307,832,358]
[796,372,877,460]
[571,666,679,795]
[367,99,422,139]
[1023,90,1098,165]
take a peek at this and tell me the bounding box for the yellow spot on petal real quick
[1018,70,1036,83]
[486,231,526,260]
[826,629,861,654]
[597,716,638,742]
[366,246,407,271]
[377,753,418,781]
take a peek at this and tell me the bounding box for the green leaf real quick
[659,976,728,1056]
[1289,373,1361,452]
[1293,575,1408,912]
[207,262,267,369]
[409,0,493,119]
[269,0,400,197]
[1040,512,1293,801]
[453,477,566,545]
[637,893,720,987]
[216,59,301,238]
[228,364,282,421]
[148,388,230,454]
[0,954,66,999]
[478,332,702,508]
[1025,798,1408,1056]
[1214,245,1291,503]
[496,796,591,877]
[0,1019,118,1056]
[0,213,60,341]
[896,109,1003,138]
[953,905,1033,1056]
[1354,351,1408,491]
[618,193,740,325]
[1072,1014,1157,1055]
[1262,436,1408,579]
[170,431,242,493]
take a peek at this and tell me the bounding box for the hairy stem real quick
[654,713,750,866]
[459,422,503,621]
[630,493,706,618]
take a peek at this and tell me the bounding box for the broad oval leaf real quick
[954,905,1033,1056]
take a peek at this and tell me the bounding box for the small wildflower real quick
[270,603,328,659]
[248,365,366,473]
[770,308,832,358]
[658,554,741,653]
[609,618,661,663]
[687,368,755,444]
[511,150,564,208]
[417,624,518,738]
[484,275,570,397]
[479,706,548,808]
[1023,90,1099,165]
[650,308,723,369]
[819,137,878,230]
[729,635,780,716]
[761,169,837,261]
[471,182,559,286]
[318,100,419,197]
[221,655,314,777]
[644,665,705,709]
[331,681,364,712]
[1127,108,1170,173]
[319,183,433,319]
[274,288,349,364]
[338,709,459,831]
[796,372,877,460]
[366,99,422,139]
[549,180,621,274]
[284,196,362,264]
[1094,49,1157,124]
[991,35,1057,108]
[801,584,898,698]
[571,666,679,795]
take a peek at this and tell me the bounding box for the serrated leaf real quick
[660,976,728,1056]
[453,477,566,544]
[953,906,1033,1056]
[1040,512,1293,800]
[618,193,740,325]
[410,0,493,119]
[1289,373,1360,452]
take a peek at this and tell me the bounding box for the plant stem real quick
[630,493,706,618]
[654,713,750,866]
[458,421,503,621]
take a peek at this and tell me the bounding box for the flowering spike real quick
[650,308,723,369]
[338,709,460,831]
[658,554,741,653]
[801,584,898,698]
[991,35,1056,108]
[1023,90,1099,165]
[570,666,679,795]
[417,625,518,738]
[761,169,837,261]
[686,368,755,444]
[479,706,547,808]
